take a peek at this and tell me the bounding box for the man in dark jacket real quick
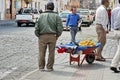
[35,2,63,72]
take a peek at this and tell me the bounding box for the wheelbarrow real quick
[56,43,101,66]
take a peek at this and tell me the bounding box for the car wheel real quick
[26,23,29,26]
[32,23,35,27]
[87,23,90,27]
[17,23,21,27]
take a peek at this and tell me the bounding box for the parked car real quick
[16,8,40,27]
[77,9,93,26]
[59,11,71,30]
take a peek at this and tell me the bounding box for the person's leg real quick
[96,34,106,59]
[47,34,56,71]
[70,27,75,43]
[109,17,111,31]
[110,40,120,73]
[111,43,120,67]
[111,31,120,67]
[70,27,78,43]
[110,30,120,73]
[96,25,106,61]
[38,35,47,70]
[74,27,78,42]
[98,32,106,57]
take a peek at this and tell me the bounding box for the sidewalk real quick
[19,61,119,80]
[0,20,16,26]
[19,26,120,80]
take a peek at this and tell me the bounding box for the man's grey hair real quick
[101,0,109,5]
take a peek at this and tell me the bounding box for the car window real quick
[77,10,89,15]
[90,11,95,15]
[59,13,70,18]
[23,8,39,14]
[23,9,32,14]
[33,9,38,14]
[80,11,89,15]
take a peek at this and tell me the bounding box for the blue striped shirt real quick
[66,13,80,27]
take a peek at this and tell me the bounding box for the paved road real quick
[0,23,119,80]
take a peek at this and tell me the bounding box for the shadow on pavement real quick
[63,62,108,70]
[51,70,85,77]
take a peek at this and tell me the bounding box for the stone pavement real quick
[19,25,120,80]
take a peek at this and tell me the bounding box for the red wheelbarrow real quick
[56,43,101,66]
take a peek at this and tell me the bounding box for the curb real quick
[0,20,16,26]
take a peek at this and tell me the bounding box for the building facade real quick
[109,0,115,9]
[0,0,5,20]
[33,0,67,12]
[65,0,80,10]
[31,0,48,11]
[0,0,69,20]
[0,0,28,20]
[114,0,119,8]
[70,0,80,8]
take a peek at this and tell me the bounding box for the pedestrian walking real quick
[35,2,63,72]
[95,0,109,61]
[110,0,120,73]
[66,7,80,44]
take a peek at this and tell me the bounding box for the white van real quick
[77,9,93,26]
[16,8,40,27]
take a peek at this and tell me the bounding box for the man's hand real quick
[56,36,59,40]
[105,30,109,34]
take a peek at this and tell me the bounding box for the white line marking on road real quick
[19,69,38,80]
[0,67,17,79]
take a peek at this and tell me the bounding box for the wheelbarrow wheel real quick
[86,54,95,64]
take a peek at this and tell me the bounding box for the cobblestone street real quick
[0,23,119,80]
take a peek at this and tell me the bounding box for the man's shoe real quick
[110,67,120,73]
[39,68,45,72]
[95,56,106,62]
[47,68,54,72]
[95,58,106,62]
